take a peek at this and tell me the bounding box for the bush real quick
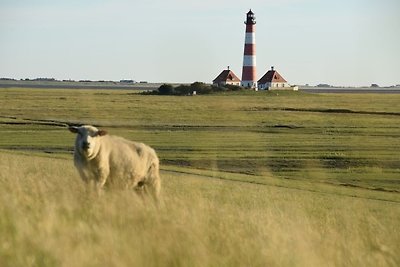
[191,82,212,94]
[174,85,192,95]
[225,84,243,91]
[156,82,247,95]
[158,84,174,95]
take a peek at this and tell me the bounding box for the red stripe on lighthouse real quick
[246,24,255,33]
[242,66,257,80]
[244,44,255,55]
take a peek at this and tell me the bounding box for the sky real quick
[0,0,399,86]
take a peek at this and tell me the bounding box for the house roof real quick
[258,68,287,84]
[213,69,241,83]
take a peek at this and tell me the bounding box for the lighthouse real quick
[241,9,257,88]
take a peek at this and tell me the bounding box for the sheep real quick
[68,125,161,201]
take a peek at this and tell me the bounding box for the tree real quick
[191,82,211,94]
[174,85,192,95]
[158,84,174,95]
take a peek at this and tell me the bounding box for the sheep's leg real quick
[77,169,97,196]
[94,167,109,196]
[133,179,146,200]
[130,176,157,204]
[80,179,98,198]
[146,163,161,204]
[148,177,161,204]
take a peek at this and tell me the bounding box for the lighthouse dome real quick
[245,9,256,24]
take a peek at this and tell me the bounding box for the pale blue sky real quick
[1,0,399,86]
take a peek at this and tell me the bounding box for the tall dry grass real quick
[0,151,399,267]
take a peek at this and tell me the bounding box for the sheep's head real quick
[69,125,107,158]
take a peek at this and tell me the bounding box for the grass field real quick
[0,88,399,266]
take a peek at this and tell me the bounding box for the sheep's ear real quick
[68,126,79,133]
[97,130,107,136]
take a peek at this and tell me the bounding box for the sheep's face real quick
[69,125,107,158]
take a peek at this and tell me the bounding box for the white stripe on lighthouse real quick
[243,55,256,66]
[245,33,255,44]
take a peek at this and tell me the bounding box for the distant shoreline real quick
[0,80,399,93]
[0,80,163,91]
[300,87,400,94]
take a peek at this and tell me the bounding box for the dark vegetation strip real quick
[0,115,71,127]
[162,169,400,203]
[246,107,400,116]
[163,158,400,173]
[1,146,73,154]
[0,115,308,132]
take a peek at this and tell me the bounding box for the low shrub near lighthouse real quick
[155,82,243,95]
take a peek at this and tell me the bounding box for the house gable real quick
[213,69,241,86]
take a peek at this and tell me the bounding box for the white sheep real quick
[68,125,161,200]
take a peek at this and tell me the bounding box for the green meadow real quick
[0,88,399,266]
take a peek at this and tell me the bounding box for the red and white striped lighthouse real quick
[241,9,257,88]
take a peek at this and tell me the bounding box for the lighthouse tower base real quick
[241,81,258,89]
